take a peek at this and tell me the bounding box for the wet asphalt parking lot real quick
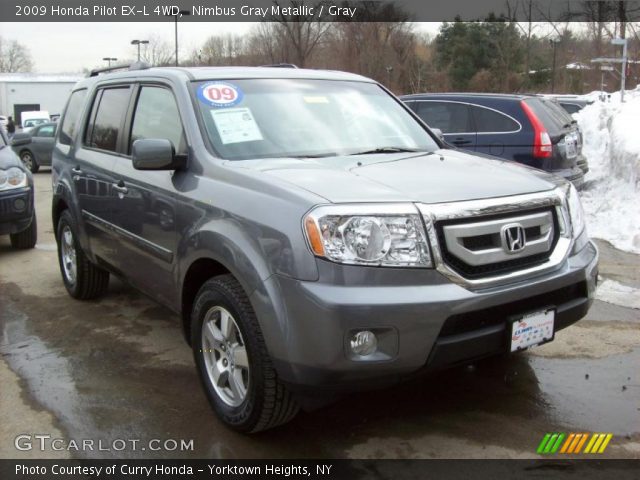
[1,172,639,459]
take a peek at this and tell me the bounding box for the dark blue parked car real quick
[400,93,588,187]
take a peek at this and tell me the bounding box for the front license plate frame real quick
[509,308,555,353]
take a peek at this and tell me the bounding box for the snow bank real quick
[574,89,640,253]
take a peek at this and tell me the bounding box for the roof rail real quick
[88,61,151,77]
[259,63,298,69]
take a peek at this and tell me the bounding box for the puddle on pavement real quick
[1,282,638,459]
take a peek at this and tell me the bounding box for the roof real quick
[401,92,531,101]
[75,66,374,89]
[0,73,83,83]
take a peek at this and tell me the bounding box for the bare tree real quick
[196,33,246,66]
[141,34,174,66]
[268,1,332,67]
[0,36,33,72]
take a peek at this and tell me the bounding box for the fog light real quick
[13,198,26,211]
[350,330,377,357]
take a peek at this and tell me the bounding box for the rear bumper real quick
[549,165,585,189]
[256,240,598,392]
[0,187,34,235]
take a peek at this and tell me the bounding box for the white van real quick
[21,111,50,129]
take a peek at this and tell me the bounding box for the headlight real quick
[0,167,27,191]
[304,204,432,267]
[566,183,586,238]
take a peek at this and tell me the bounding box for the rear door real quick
[74,85,133,264]
[469,104,523,159]
[109,83,187,307]
[413,100,476,150]
[31,124,56,165]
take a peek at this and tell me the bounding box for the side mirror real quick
[132,138,185,171]
[431,128,445,142]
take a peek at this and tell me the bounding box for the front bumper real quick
[0,187,34,235]
[256,239,598,391]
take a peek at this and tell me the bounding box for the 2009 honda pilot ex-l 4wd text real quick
[52,66,598,432]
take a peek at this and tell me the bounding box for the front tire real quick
[10,213,37,249]
[192,275,299,432]
[20,151,39,173]
[56,210,109,299]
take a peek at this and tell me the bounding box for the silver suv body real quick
[52,67,598,432]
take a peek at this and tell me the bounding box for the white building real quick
[0,73,83,126]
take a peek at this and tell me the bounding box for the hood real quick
[232,149,559,204]
[0,144,23,169]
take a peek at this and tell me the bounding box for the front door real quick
[109,84,187,307]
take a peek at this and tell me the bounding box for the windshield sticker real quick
[211,108,263,145]
[303,96,330,104]
[198,82,244,108]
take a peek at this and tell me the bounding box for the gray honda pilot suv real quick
[52,66,598,432]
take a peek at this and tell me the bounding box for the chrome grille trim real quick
[418,187,574,289]
[441,210,554,266]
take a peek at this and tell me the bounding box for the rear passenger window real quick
[59,89,87,145]
[85,87,131,152]
[130,86,186,154]
[470,106,519,133]
[415,102,471,134]
[560,103,581,115]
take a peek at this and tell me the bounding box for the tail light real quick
[521,101,552,158]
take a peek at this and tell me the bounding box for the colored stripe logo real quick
[537,433,613,454]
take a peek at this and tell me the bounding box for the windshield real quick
[193,79,438,160]
[24,119,47,128]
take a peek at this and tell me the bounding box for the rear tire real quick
[56,210,109,299]
[10,213,37,249]
[192,274,299,432]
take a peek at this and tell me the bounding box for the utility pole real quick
[550,38,560,93]
[611,38,628,102]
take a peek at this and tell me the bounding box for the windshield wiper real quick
[293,152,338,158]
[349,147,424,156]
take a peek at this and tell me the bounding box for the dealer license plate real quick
[510,309,555,352]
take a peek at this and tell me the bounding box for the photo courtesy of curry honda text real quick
[51,65,598,432]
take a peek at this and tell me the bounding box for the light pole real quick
[131,39,149,62]
[611,37,628,102]
[550,38,561,93]
[168,10,190,67]
[102,57,117,67]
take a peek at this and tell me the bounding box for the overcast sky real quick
[0,22,442,74]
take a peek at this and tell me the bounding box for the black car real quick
[11,122,57,173]
[401,93,588,187]
[0,129,37,248]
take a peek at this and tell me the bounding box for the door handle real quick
[112,181,128,195]
[452,138,472,146]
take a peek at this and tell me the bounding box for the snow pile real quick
[574,89,640,253]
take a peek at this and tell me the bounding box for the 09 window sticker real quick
[197,82,244,108]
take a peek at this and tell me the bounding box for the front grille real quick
[439,281,587,337]
[436,207,559,279]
